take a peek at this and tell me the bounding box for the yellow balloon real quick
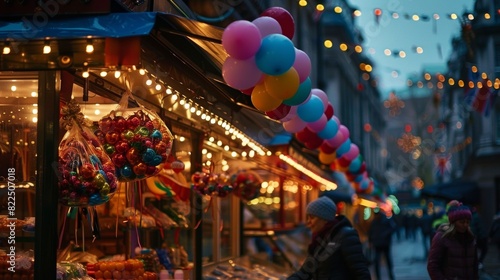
[319,151,336,165]
[264,68,300,100]
[251,82,282,112]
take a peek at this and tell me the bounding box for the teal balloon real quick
[283,77,311,106]
[297,95,324,122]
[317,118,339,139]
[348,156,362,173]
[336,138,352,158]
[255,34,295,76]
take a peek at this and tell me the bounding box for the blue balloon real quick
[283,77,312,106]
[255,34,296,75]
[317,118,339,139]
[354,174,364,183]
[348,156,362,173]
[297,95,324,122]
[336,138,352,158]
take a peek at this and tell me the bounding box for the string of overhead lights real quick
[133,68,270,158]
[278,153,337,190]
[299,1,479,24]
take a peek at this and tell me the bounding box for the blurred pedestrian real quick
[287,196,370,279]
[427,200,478,280]
[368,209,397,280]
[488,212,500,260]
[470,207,488,269]
[393,212,404,242]
[419,207,434,258]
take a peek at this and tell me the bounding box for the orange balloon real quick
[264,68,300,100]
[251,82,282,112]
[318,151,336,165]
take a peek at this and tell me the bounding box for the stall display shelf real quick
[202,255,291,280]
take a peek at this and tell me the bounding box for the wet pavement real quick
[371,232,500,280]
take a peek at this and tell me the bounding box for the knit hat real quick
[306,196,337,221]
[447,200,472,223]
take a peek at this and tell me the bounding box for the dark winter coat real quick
[368,213,396,247]
[287,215,371,280]
[427,223,478,280]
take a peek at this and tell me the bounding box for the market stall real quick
[0,6,342,280]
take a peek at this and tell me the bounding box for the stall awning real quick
[0,11,275,142]
[420,180,479,205]
[0,12,227,72]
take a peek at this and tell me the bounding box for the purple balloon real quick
[222,20,262,60]
[293,49,312,83]
[252,16,282,38]
[222,56,263,90]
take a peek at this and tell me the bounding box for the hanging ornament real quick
[171,160,185,174]
[191,171,233,198]
[374,8,382,25]
[230,170,262,201]
[434,154,452,178]
[383,92,405,117]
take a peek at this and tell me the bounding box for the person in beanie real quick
[287,196,370,280]
[427,200,479,280]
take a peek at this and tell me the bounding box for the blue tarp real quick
[0,12,159,40]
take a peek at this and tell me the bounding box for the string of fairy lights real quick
[294,1,500,89]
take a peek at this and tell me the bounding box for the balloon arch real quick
[221,7,384,199]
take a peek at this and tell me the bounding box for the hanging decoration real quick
[434,153,452,178]
[57,100,119,207]
[383,92,405,117]
[95,89,174,182]
[397,132,421,153]
[229,170,262,201]
[191,171,233,198]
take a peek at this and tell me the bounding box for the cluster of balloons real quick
[221,7,380,196]
[222,7,312,112]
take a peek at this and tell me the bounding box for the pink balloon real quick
[343,144,360,161]
[222,20,262,60]
[312,88,329,107]
[293,49,311,83]
[283,115,307,133]
[339,125,350,139]
[252,16,282,38]
[222,56,263,90]
[306,114,327,132]
[280,105,297,122]
[325,130,345,148]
